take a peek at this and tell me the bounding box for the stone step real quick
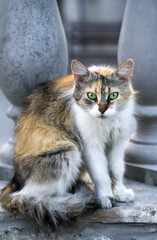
[0,180,157,240]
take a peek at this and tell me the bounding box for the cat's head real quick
[71,59,134,119]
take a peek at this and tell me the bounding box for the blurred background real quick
[0,0,127,148]
[58,0,126,69]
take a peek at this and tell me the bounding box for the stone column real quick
[118,0,157,185]
[0,0,68,166]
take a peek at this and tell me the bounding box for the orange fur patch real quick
[15,114,74,159]
[52,75,74,91]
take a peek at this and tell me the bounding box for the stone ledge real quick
[89,180,157,224]
[126,162,157,186]
[0,180,157,240]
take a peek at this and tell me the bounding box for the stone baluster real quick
[0,0,68,166]
[118,0,157,185]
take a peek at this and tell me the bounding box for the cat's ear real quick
[115,59,134,81]
[71,60,90,83]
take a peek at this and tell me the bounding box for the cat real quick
[0,59,136,228]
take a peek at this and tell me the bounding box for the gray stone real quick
[118,0,157,171]
[0,0,68,106]
[126,162,157,186]
[0,0,68,163]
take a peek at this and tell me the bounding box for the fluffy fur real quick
[0,59,136,228]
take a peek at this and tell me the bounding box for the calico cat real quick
[0,59,136,228]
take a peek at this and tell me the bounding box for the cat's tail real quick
[0,181,100,229]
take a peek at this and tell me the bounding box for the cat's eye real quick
[108,92,119,101]
[87,92,97,101]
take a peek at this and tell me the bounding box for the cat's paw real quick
[113,186,134,203]
[99,194,115,209]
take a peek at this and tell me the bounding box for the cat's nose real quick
[98,107,106,115]
[99,103,108,114]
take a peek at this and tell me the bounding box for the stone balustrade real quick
[0,0,68,165]
[118,0,157,185]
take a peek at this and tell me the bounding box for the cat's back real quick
[15,75,77,159]
[23,75,74,116]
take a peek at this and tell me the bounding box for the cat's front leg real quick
[108,142,134,203]
[84,147,114,208]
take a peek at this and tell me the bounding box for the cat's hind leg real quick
[0,147,87,228]
[20,147,83,197]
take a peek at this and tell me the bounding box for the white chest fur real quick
[72,98,136,208]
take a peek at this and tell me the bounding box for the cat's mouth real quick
[98,115,106,119]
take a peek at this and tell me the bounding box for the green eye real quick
[87,92,97,101]
[108,92,119,101]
